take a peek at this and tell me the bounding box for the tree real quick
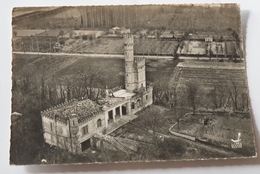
[225,79,242,111]
[71,64,105,101]
[59,30,64,38]
[209,83,228,109]
[152,75,171,105]
[185,81,200,115]
[136,106,165,141]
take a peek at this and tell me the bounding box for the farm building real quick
[64,30,105,39]
[134,29,148,38]
[109,27,130,35]
[173,31,185,40]
[205,36,213,42]
[120,27,131,34]
[160,30,174,40]
[41,34,153,153]
[109,27,121,34]
[146,35,157,39]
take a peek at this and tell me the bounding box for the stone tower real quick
[124,34,146,92]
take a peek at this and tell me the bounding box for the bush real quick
[157,138,186,159]
[82,35,88,40]
[59,39,65,45]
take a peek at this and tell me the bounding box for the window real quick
[82,125,89,135]
[50,122,53,132]
[137,99,140,107]
[131,102,135,109]
[146,95,148,100]
[97,119,102,128]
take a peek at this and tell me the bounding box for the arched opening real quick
[137,99,140,107]
[108,110,113,124]
[97,119,102,127]
[122,104,127,115]
[131,102,135,110]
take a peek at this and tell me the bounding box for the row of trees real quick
[152,74,249,115]
[15,5,241,34]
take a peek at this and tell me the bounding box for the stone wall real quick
[78,113,106,144]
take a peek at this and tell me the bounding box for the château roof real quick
[41,99,103,124]
[98,97,125,108]
[41,96,128,124]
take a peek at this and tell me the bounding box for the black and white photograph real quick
[9,3,258,166]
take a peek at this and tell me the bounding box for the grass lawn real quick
[12,54,179,87]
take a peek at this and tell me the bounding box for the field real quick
[13,37,60,53]
[134,39,179,55]
[12,54,178,86]
[13,35,240,58]
[175,62,246,87]
[13,37,180,56]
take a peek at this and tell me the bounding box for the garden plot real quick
[72,38,124,54]
[177,41,207,55]
[134,39,179,55]
[172,112,255,148]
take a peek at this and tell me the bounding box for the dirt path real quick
[168,134,240,158]
[13,51,243,60]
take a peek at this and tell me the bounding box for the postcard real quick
[10,4,257,165]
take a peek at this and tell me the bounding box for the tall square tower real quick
[124,34,146,92]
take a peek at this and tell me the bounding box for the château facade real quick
[41,34,153,153]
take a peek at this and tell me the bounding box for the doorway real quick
[81,139,91,151]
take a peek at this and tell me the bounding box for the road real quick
[12,51,243,60]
